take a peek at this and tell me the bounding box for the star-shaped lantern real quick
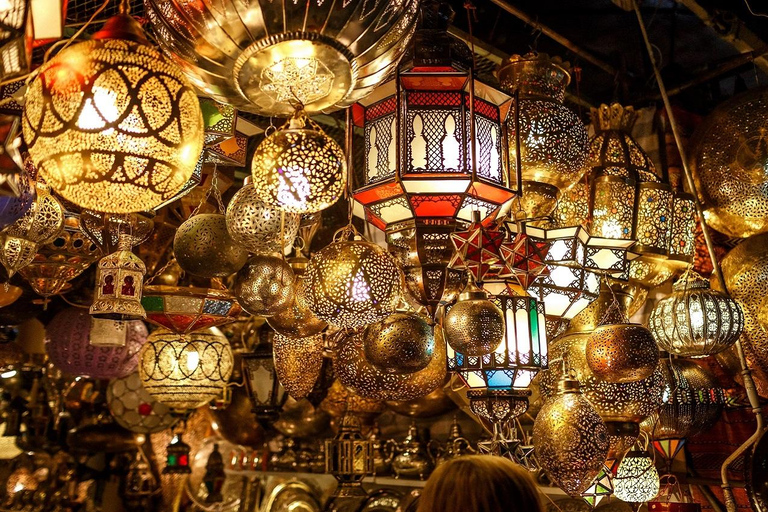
[449,216,510,283]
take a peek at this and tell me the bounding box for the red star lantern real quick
[498,232,550,289]
[449,219,511,283]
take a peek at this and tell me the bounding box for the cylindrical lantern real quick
[612,450,660,503]
[325,414,374,507]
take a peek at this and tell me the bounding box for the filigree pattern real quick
[174,213,249,278]
[274,333,324,400]
[139,328,233,410]
[22,39,204,213]
[585,324,659,383]
[612,453,660,502]
[233,253,295,317]
[225,182,300,253]
[363,312,434,374]
[107,371,178,434]
[443,287,505,357]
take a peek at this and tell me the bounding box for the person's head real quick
[417,455,543,512]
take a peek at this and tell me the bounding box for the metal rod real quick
[633,4,764,512]
[489,0,618,77]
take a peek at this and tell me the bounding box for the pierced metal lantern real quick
[444,281,505,357]
[304,235,402,329]
[363,312,435,375]
[498,53,589,218]
[325,414,374,504]
[448,292,547,390]
[233,253,295,317]
[174,213,249,278]
[225,177,300,254]
[139,327,234,411]
[586,324,659,383]
[251,114,346,214]
[141,285,243,334]
[533,376,610,497]
[107,371,178,434]
[164,434,192,474]
[612,450,660,503]
[273,333,324,400]
[267,274,327,338]
[22,14,204,214]
[241,334,288,423]
[649,275,743,357]
[146,0,418,116]
[90,234,147,321]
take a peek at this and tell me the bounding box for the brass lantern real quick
[325,414,374,510]
[273,333,324,400]
[241,329,288,423]
[444,281,505,357]
[612,450,660,503]
[90,234,147,321]
[498,53,590,218]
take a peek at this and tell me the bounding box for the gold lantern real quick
[304,229,402,329]
[267,274,327,338]
[225,177,300,254]
[251,113,346,214]
[649,273,743,358]
[233,253,295,317]
[612,450,660,503]
[586,323,659,383]
[273,333,324,400]
[444,281,505,357]
[363,312,435,374]
[325,414,375,508]
[138,327,234,411]
[90,234,147,321]
[498,53,589,218]
[173,213,249,279]
[533,376,610,497]
[22,11,204,214]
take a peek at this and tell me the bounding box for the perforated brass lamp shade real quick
[612,451,660,503]
[22,16,204,214]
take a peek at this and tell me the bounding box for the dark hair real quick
[417,455,544,512]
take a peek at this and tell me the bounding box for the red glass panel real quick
[409,194,461,218]
[353,181,404,206]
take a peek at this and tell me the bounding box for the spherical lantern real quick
[138,327,233,411]
[273,333,324,400]
[174,213,249,278]
[266,277,327,338]
[444,282,505,357]
[334,327,447,402]
[498,53,589,218]
[0,165,33,230]
[45,307,146,379]
[21,15,204,214]
[533,376,610,497]
[363,312,435,374]
[145,0,419,116]
[649,274,743,357]
[304,235,402,329]
[612,451,660,503]
[586,324,659,383]
[689,86,768,238]
[233,253,295,317]
[225,178,300,253]
[107,371,178,434]
[251,115,346,214]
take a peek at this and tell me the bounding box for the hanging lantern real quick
[122,449,160,509]
[0,182,64,278]
[90,234,147,321]
[468,388,531,428]
[233,253,295,317]
[448,291,547,391]
[325,414,375,508]
[251,113,346,215]
[444,281,505,357]
[241,333,288,423]
[304,230,402,329]
[225,177,300,254]
[200,98,237,146]
[22,12,204,214]
[80,211,154,255]
[174,213,248,278]
[142,284,242,334]
[267,274,327,338]
[146,0,418,116]
[45,307,146,379]
[106,371,178,434]
[533,376,610,497]
[164,434,192,474]
[335,327,447,402]
[497,53,589,218]
[139,327,234,411]
[363,312,435,374]
[553,180,589,228]
[581,463,614,508]
[586,323,659,383]
[19,211,100,298]
[612,450,660,503]
[0,163,33,230]
[649,273,743,357]
[273,333,324,401]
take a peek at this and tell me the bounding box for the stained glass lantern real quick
[241,334,288,423]
[107,371,178,434]
[581,463,614,508]
[141,285,243,334]
[497,53,589,218]
[164,434,191,474]
[19,211,100,298]
[649,274,744,357]
[325,414,374,508]
[139,327,234,411]
[200,98,237,147]
[90,234,147,321]
[147,0,418,116]
[613,450,660,503]
[45,307,146,379]
[22,12,204,214]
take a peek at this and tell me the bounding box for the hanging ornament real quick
[241,329,288,423]
[139,327,234,411]
[142,282,242,334]
[649,272,743,357]
[106,371,178,434]
[174,213,248,278]
[0,182,64,278]
[363,312,435,375]
[612,449,660,503]
[444,280,505,357]
[533,375,610,497]
[251,112,346,214]
[225,177,300,253]
[0,162,33,230]
[449,215,513,283]
[233,253,295,317]
[22,10,204,214]
[90,233,147,321]
[273,333,324,401]
[267,271,327,338]
[304,226,402,329]
[164,433,192,475]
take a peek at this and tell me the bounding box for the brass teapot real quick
[431,416,476,467]
[367,422,396,476]
[392,421,435,480]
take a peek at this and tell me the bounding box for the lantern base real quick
[468,388,531,425]
[90,299,147,321]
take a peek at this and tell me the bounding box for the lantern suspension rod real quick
[632,4,763,511]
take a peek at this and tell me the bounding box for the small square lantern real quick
[163,434,191,474]
[241,335,288,423]
[90,234,147,321]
